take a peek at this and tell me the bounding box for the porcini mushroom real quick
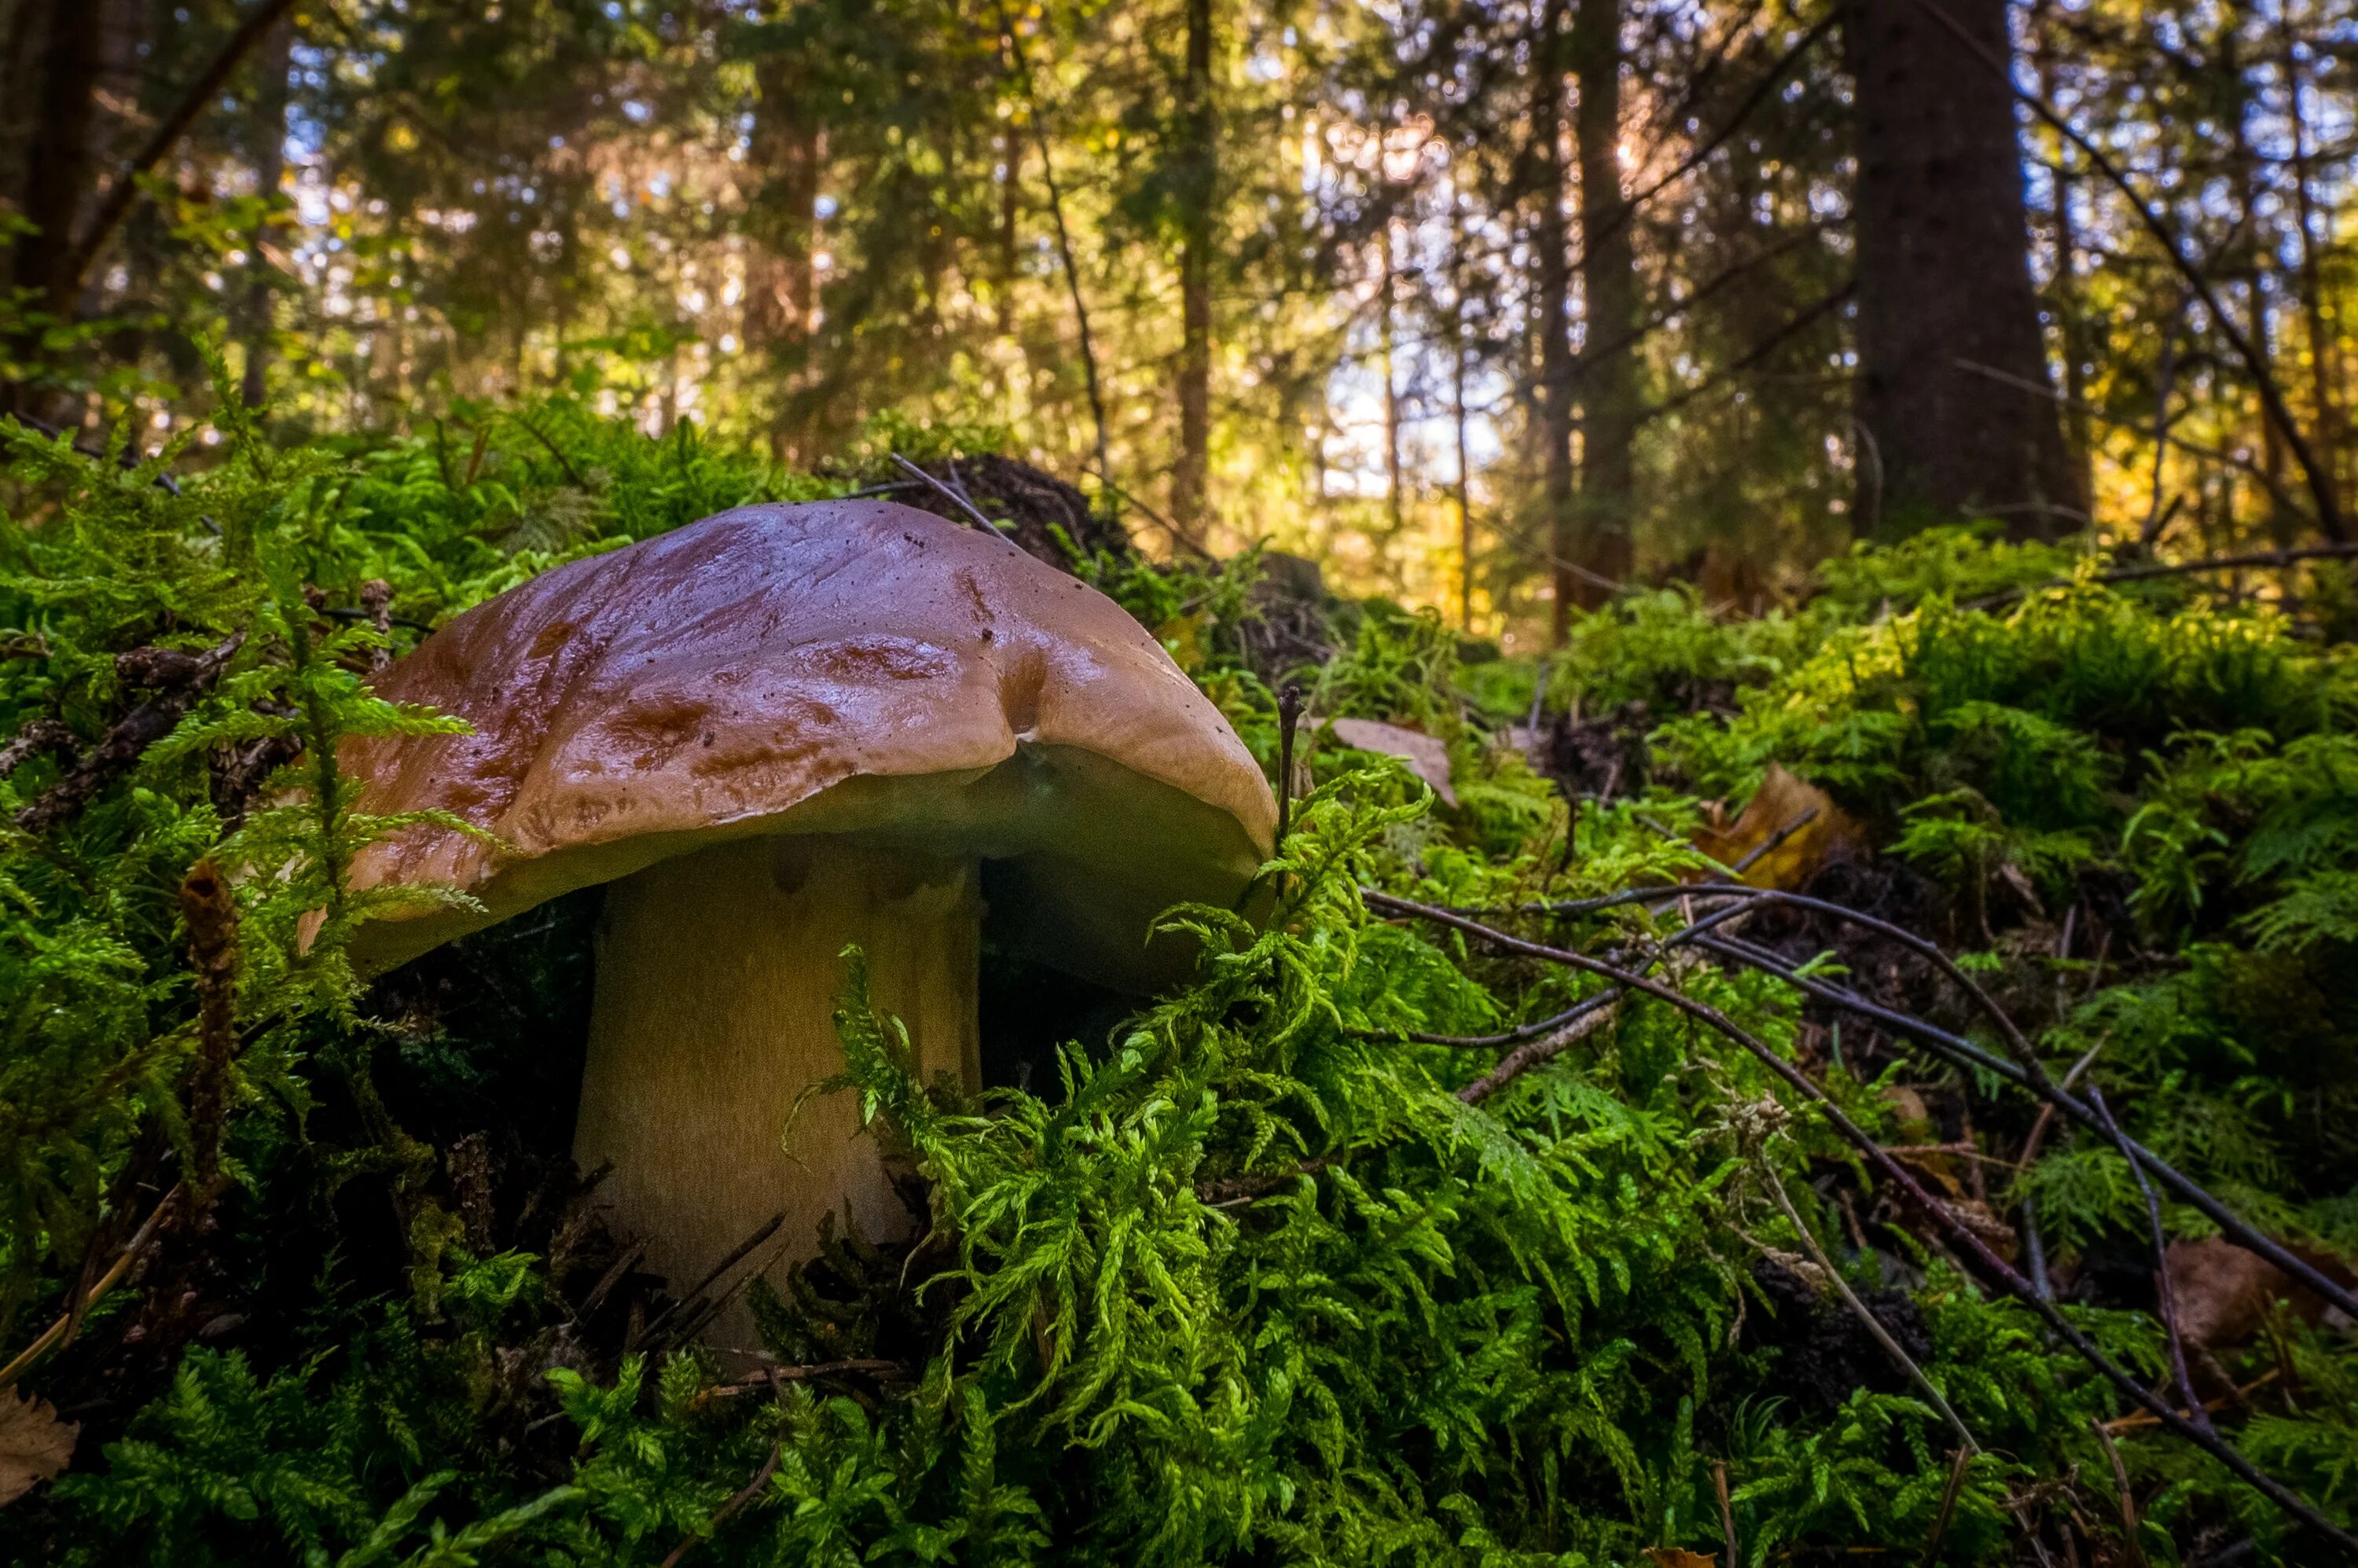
[341,501,1275,1342]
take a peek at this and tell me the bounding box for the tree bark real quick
[1172,0,1215,532]
[1570,0,1636,604]
[1844,0,2081,539]
[1530,0,1578,644]
[240,17,295,409]
[1380,220,1403,539]
[6,0,104,384]
[1453,199,1476,632]
[2282,6,2343,516]
[747,53,821,463]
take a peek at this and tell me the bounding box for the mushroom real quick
[341,501,1275,1342]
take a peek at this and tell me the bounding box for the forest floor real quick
[1,398,2355,1566]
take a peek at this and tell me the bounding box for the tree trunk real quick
[2228,31,2291,544]
[747,53,821,463]
[1453,199,1475,632]
[2282,8,2343,516]
[1381,220,1403,539]
[1844,0,2081,538]
[2030,15,2095,514]
[5,0,104,401]
[1570,0,1636,604]
[1171,0,1215,531]
[1531,0,1577,644]
[240,17,295,409]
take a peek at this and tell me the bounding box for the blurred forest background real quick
[2,0,2354,635]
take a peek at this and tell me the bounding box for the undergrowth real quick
[0,391,2352,1566]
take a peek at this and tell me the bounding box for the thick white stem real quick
[572,836,979,1350]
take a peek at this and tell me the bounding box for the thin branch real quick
[0,1186,181,1391]
[1910,0,2345,542]
[63,0,304,300]
[1952,358,2309,521]
[1757,1153,1980,1454]
[1726,806,1820,877]
[2089,1085,2211,1438]
[1361,890,2358,1555]
[891,454,1005,534]
[997,16,1112,509]
[1637,281,1856,428]
[1965,543,2358,610]
[1581,16,1842,266]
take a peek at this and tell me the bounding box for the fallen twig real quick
[0,1186,181,1392]
[15,633,244,835]
[1363,890,2358,1555]
[1522,884,2358,1327]
[1963,543,2358,611]
[1923,1445,1974,1564]
[1757,1147,1979,1455]
[2089,1085,2211,1438]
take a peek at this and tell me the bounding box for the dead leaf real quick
[1641,1550,1718,1568]
[1691,763,1862,890]
[2165,1236,2356,1353]
[1330,718,1457,807]
[0,1386,78,1507]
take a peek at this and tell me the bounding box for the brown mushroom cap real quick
[343,499,1276,983]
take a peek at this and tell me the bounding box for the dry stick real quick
[1360,891,2358,1556]
[629,1211,784,1350]
[891,454,1004,534]
[663,1369,787,1568]
[1759,1155,1980,1455]
[1724,806,1819,878]
[1923,1445,1974,1564]
[2092,1417,2151,1568]
[1385,895,1760,1047]
[0,1186,181,1392]
[1713,1460,1737,1568]
[2104,1368,2279,1436]
[698,1358,910,1401]
[1910,0,2345,544]
[1549,883,2358,1327]
[0,718,75,781]
[2088,1085,2212,1438]
[1965,543,2358,611]
[60,0,305,299]
[17,633,245,835]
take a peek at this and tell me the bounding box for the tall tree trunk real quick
[1171,0,1215,531]
[5,0,104,404]
[747,53,821,463]
[240,17,294,409]
[1531,0,1577,644]
[2228,30,2290,544]
[2282,6,2342,516]
[1844,0,2081,539]
[1569,0,1636,604]
[2030,13,2095,514]
[1453,200,1475,632]
[1380,220,1403,540]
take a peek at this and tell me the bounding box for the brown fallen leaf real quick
[0,1386,78,1507]
[1641,1550,1718,1568]
[1690,762,1863,890]
[2166,1236,2356,1354]
[1329,718,1457,807]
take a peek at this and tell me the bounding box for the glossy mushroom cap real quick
[340,500,1277,985]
